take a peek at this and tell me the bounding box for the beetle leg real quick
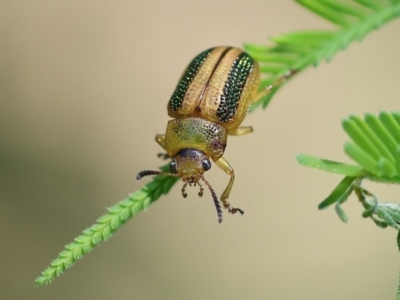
[253,69,297,102]
[198,181,204,197]
[181,183,188,198]
[228,126,253,136]
[157,153,170,160]
[215,157,244,215]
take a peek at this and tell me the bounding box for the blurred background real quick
[2,1,400,299]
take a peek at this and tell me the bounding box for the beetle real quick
[136,46,293,223]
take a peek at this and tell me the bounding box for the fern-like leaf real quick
[298,111,400,227]
[35,164,179,286]
[245,0,400,109]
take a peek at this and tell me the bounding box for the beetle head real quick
[136,148,223,222]
[169,148,211,183]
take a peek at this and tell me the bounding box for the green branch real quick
[35,164,178,286]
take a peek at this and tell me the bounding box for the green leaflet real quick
[35,164,179,286]
[318,176,355,210]
[296,154,364,176]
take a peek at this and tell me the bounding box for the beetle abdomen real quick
[167,46,260,129]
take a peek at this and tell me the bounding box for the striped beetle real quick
[137,46,293,222]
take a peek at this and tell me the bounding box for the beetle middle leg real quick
[215,157,244,215]
[228,126,253,136]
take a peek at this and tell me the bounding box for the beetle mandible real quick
[137,46,292,223]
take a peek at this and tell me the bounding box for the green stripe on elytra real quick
[216,52,254,122]
[168,48,213,112]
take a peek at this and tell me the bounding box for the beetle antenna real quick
[136,170,177,181]
[201,176,223,223]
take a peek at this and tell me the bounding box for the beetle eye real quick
[202,159,211,171]
[170,161,177,173]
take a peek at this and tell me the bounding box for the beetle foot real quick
[221,198,244,215]
[229,207,244,215]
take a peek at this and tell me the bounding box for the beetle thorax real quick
[164,117,227,162]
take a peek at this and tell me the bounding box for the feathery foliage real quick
[298,111,400,300]
[35,164,178,286]
[36,0,400,287]
[297,111,400,227]
[245,0,400,110]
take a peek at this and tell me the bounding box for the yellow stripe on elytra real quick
[200,48,243,123]
[177,47,229,116]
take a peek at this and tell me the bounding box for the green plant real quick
[35,1,400,297]
[297,112,400,228]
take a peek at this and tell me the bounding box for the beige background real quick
[2,1,400,299]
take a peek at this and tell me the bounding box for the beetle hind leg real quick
[254,69,297,103]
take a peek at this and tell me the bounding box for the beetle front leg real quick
[228,126,253,136]
[215,157,244,215]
